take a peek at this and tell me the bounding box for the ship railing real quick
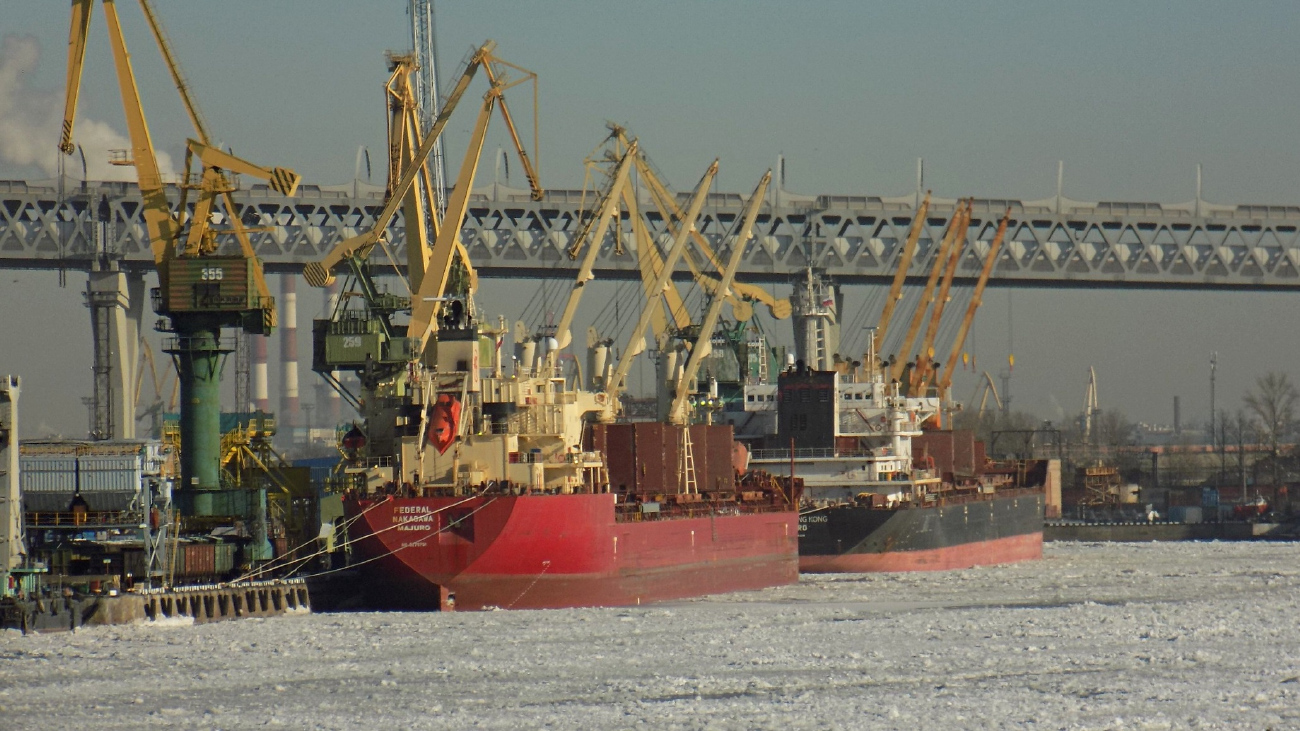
[510,451,597,465]
[750,447,883,461]
[614,500,790,522]
[26,510,141,528]
[835,485,1044,511]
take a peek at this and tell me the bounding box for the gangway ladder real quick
[681,427,698,495]
[755,335,769,384]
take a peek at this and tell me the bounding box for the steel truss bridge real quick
[5,178,1300,289]
[6,175,1300,442]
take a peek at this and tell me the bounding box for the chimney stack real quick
[280,274,300,431]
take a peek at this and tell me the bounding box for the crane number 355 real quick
[200,267,225,281]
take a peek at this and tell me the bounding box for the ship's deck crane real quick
[872,192,931,361]
[910,199,972,391]
[601,161,719,423]
[889,200,969,386]
[623,177,693,344]
[61,0,300,521]
[608,126,791,322]
[667,172,771,426]
[551,142,640,352]
[937,208,1011,397]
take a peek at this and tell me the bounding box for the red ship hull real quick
[345,494,798,610]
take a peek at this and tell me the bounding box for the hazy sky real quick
[3,1,1300,437]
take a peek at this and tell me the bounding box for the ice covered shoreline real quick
[3,541,1298,729]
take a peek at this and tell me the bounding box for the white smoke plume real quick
[0,34,175,182]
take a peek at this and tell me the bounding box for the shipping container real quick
[214,542,237,575]
[180,542,217,578]
[122,548,149,580]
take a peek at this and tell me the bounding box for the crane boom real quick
[481,59,543,201]
[186,140,300,196]
[304,41,497,288]
[405,89,497,352]
[889,202,966,383]
[634,153,791,321]
[974,371,1002,418]
[873,192,930,355]
[668,171,770,425]
[602,161,718,421]
[912,199,971,389]
[58,0,93,156]
[63,0,178,264]
[137,0,210,144]
[622,183,691,345]
[939,207,1011,394]
[386,54,438,292]
[607,127,788,320]
[551,143,638,350]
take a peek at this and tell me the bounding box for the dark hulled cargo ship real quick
[798,486,1044,572]
[742,363,1049,573]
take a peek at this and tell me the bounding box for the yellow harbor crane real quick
[61,0,299,531]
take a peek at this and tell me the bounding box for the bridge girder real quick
[4,179,1300,290]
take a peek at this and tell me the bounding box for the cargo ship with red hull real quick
[332,319,800,610]
[742,362,1050,574]
[347,488,797,611]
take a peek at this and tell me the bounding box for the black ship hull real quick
[799,489,1044,572]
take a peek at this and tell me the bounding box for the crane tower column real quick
[167,318,230,514]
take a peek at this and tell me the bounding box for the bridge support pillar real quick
[1,375,24,595]
[84,269,144,440]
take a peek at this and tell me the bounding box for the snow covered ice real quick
[3,541,1299,730]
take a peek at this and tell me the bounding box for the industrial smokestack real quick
[252,335,269,413]
[280,274,300,432]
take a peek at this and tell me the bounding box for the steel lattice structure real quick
[5,178,1300,289]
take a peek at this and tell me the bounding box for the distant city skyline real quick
[2,1,1299,437]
